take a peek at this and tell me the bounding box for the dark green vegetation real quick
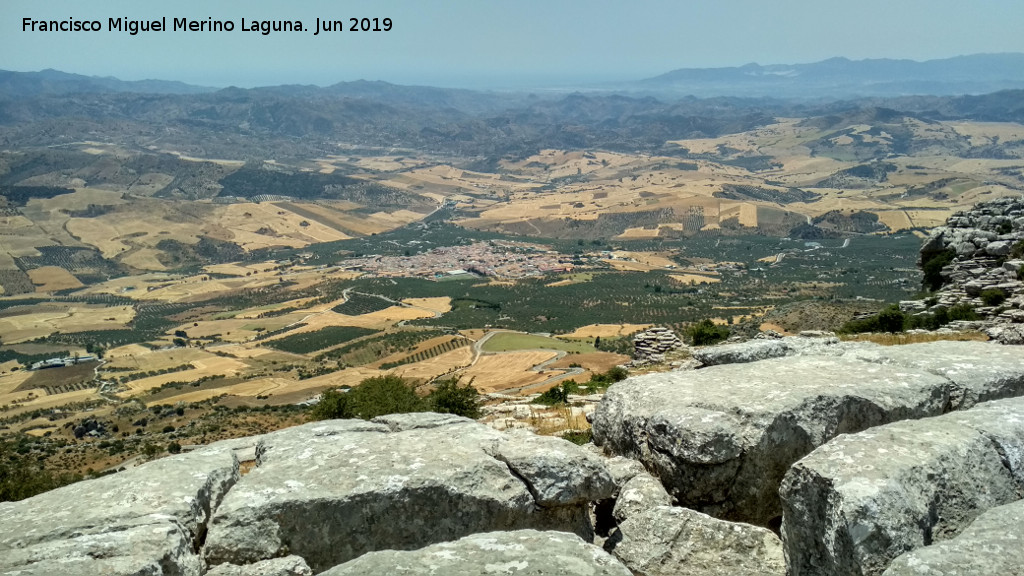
[840,303,980,334]
[219,165,431,212]
[332,293,394,315]
[308,375,480,421]
[921,248,956,291]
[0,437,82,501]
[687,319,730,346]
[263,326,379,354]
[981,288,1008,306]
[314,330,449,364]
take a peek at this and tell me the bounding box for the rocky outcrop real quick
[908,195,1024,341]
[608,506,785,576]
[0,413,618,575]
[780,395,1024,576]
[0,446,239,576]
[691,332,843,366]
[320,530,632,575]
[593,339,1024,526]
[592,353,954,525]
[882,499,1024,576]
[203,413,615,572]
[846,339,1024,407]
[630,326,683,365]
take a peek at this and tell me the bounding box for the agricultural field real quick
[481,332,596,353]
[263,326,380,354]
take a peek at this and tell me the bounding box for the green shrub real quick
[841,304,906,334]
[1011,240,1024,259]
[1018,266,1024,281]
[948,304,980,321]
[687,319,729,346]
[534,380,581,406]
[167,442,182,454]
[561,430,593,445]
[980,288,1008,306]
[428,380,481,419]
[310,375,428,421]
[921,248,955,292]
[876,305,907,333]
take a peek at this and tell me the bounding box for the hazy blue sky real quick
[4,0,1024,88]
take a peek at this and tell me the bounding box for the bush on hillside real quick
[428,379,481,419]
[310,375,427,421]
[981,288,1008,306]
[687,319,730,346]
[310,374,482,421]
[921,248,955,292]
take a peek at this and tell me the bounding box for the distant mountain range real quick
[0,69,215,98]
[636,53,1024,98]
[3,53,1024,100]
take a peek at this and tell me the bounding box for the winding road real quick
[465,331,585,395]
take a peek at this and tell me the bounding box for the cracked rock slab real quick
[593,355,952,525]
[847,340,1024,408]
[781,396,1024,576]
[882,499,1024,575]
[0,446,239,576]
[691,335,846,366]
[203,414,615,572]
[320,529,632,576]
[609,506,784,576]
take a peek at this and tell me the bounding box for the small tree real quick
[688,319,729,346]
[876,305,906,333]
[981,288,1008,306]
[428,379,481,419]
[310,375,427,421]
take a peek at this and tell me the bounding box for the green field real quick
[264,326,380,355]
[481,332,596,353]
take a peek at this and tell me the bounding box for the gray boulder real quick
[691,335,842,366]
[206,556,312,576]
[609,506,784,576]
[0,446,239,576]
[487,431,616,506]
[320,530,632,576]
[203,414,615,572]
[882,499,1024,576]
[593,355,952,525]
[847,340,1024,407]
[612,472,672,523]
[604,455,648,488]
[781,396,1024,576]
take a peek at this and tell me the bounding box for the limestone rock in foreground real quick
[203,413,615,572]
[882,499,1024,576]
[206,556,312,576]
[0,446,239,576]
[320,530,632,576]
[592,355,951,524]
[609,506,784,576]
[612,471,672,523]
[848,340,1024,408]
[691,334,844,366]
[781,396,1024,576]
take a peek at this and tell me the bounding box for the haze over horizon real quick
[4,0,1024,89]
